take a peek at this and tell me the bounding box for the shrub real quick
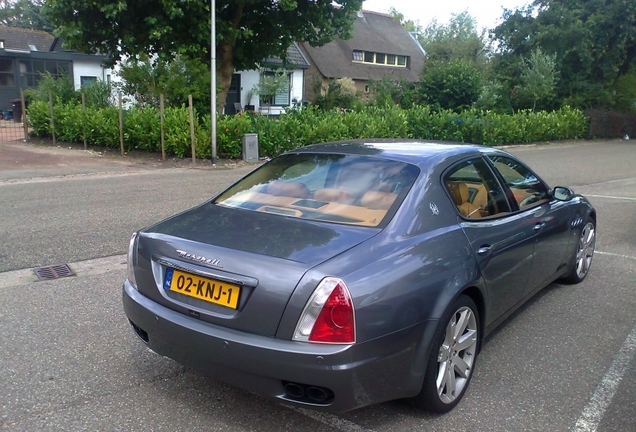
[28,103,588,158]
[25,72,78,105]
[123,107,160,152]
[418,60,483,112]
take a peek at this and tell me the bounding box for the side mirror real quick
[553,186,574,201]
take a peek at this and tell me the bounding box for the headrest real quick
[360,191,397,209]
[313,188,355,204]
[267,181,309,198]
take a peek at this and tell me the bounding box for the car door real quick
[443,157,538,326]
[486,154,572,292]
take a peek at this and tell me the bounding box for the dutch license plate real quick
[164,268,240,309]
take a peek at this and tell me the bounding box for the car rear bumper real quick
[122,281,436,412]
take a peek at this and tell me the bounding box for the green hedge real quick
[27,101,588,158]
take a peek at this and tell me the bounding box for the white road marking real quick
[582,194,636,201]
[573,324,636,432]
[281,405,375,432]
[595,251,636,260]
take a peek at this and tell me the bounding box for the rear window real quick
[215,153,419,227]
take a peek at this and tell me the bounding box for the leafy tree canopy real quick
[43,0,363,108]
[0,0,53,31]
[116,55,211,114]
[418,12,490,68]
[417,59,483,112]
[515,48,559,111]
[388,7,422,34]
[492,0,636,109]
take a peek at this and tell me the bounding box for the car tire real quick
[561,217,596,284]
[413,295,480,413]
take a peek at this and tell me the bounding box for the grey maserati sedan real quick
[122,140,596,413]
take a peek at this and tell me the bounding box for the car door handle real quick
[534,222,546,231]
[477,245,491,255]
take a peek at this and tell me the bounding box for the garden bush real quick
[28,101,588,159]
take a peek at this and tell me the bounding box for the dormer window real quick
[352,50,408,68]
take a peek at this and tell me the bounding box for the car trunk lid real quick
[134,203,379,337]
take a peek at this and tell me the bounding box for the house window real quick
[80,76,97,87]
[263,71,291,106]
[364,84,370,93]
[19,59,72,88]
[0,59,14,87]
[351,51,408,68]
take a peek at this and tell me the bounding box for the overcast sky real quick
[361,0,531,31]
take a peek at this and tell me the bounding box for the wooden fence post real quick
[118,93,124,156]
[48,91,56,146]
[188,94,196,164]
[20,88,28,141]
[160,94,166,161]
[81,92,87,150]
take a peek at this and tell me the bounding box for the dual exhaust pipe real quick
[283,381,334,404]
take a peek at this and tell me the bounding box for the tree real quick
[116,55,211,114]
[492,0,636,109]
[418,12,490,70]
[0,0,53,31]
[388,7,422,34]
[515,48,559,111]
[43,0,363,111]
[417,59,482,111]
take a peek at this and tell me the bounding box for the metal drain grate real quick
[33,264,75,281]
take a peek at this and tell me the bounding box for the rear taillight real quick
[127,232,138,290]
[293,277,355,344]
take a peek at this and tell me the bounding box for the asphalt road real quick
[1,139,635,431]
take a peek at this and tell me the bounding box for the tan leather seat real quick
[313,188,355,204]
[360,191,397,209]
[447,182,481,218]
[267,181,310,198]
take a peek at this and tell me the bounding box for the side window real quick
[488,156,550,209]
[444,158,511,219]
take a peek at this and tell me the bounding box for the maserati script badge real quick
[176,250,223,268]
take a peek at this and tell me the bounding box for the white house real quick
[227,42,310,115]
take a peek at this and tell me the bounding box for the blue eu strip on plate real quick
[164,268,174,290]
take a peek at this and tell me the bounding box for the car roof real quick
[288,139,495,166]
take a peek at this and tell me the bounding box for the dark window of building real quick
[80,76,97,87]
[19,59,72,88]
[0,59,15,87]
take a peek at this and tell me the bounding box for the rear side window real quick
[215,154,419,227]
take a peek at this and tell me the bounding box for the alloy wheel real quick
[575,222,595,279]
[436,306,478,404]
